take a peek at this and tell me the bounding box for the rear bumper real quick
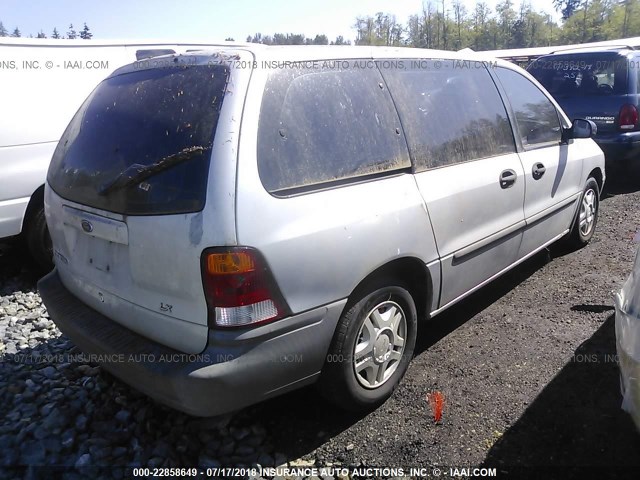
[595,131,640,163]
[38,269,345,417]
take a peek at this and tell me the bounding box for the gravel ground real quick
[2,179,640,479]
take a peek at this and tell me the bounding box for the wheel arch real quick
[21,184,46,233]
[587,167,603,196]
[348,256,433,323]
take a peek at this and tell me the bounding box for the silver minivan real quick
[39,46,605,416]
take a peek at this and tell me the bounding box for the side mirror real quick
[563,118,597,142]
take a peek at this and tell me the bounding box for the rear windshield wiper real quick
[98,145,210,196]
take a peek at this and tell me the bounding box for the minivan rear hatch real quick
[47,57,230,353]
[528,52,629,134]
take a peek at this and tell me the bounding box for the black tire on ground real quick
[25,205,54,272]
[319,282,417,412]
[566,177,600,249]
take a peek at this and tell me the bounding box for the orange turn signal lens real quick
[206,252,256,275]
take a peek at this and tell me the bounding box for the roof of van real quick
[104,44,520,79]
[158,44,510,63]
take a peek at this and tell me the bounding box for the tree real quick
[80,23,92,39]
[354,16,375,44]
[452,1,469,49]
[36,30,46,38]
[0,21,8,37]
[312,34,329,45]
[439,0,449,50]
[52,27,61,39]
[331,35,350,45]
[496,0,517,47]
[11,27,21,37]
[225,37,234,41]
[621,0,640,36]
[67,24,77,39]
[405,14,425,47]
[471,2,492,50]
[354,12,404,46]
[554,0,582,19]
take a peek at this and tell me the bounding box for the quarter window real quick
[257,64,410,193]
[380,59,516,170]
[495,67,562,149]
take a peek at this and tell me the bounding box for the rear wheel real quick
[319,282,417,411]
[566,177,599,249]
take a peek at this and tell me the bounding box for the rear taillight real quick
[201,247,288,328]
[619,104,638,130]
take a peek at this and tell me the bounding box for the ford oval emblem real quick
[81,219,94,233]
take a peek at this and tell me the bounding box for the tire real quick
[25,205,54,272]
[566,177,600,249]
[319,282,417,411]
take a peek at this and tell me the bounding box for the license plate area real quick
[86,236,116,273]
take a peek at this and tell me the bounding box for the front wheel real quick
[565,177,600,249]
[319,283,417,411]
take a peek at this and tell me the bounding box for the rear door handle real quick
[500,169,517,189]
[532,163,546,180]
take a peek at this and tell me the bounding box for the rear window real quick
[257,64,410,194]
[48,65,229,215]
[528,53,629,97]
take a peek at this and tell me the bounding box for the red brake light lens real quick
[619,104,638,130]
[201,248,288,328]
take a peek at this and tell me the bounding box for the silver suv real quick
[39,46,605,416]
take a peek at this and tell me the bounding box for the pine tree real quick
[80,22,92,39]
[37,30,46,38]
[52,27,60,39]
[67,24,77,39]
[11,27,21,37]
[0,21,8,37]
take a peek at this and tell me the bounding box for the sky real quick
[1,0,560,43]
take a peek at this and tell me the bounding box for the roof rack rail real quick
[549,44,635,54]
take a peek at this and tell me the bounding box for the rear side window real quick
[495,67,562,148]
[380,60,516,170]
[258,64,410,193]
[528,53,629,97]
[48,65,229,215]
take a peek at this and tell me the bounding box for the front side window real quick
[258,64,410,193]
[380,60,516,170]
[495,67,562,149]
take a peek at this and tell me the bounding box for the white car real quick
[0,38,240,268]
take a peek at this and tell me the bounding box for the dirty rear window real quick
[257,64,410,194]
[48,65,229,215]
[528,53,629,97]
